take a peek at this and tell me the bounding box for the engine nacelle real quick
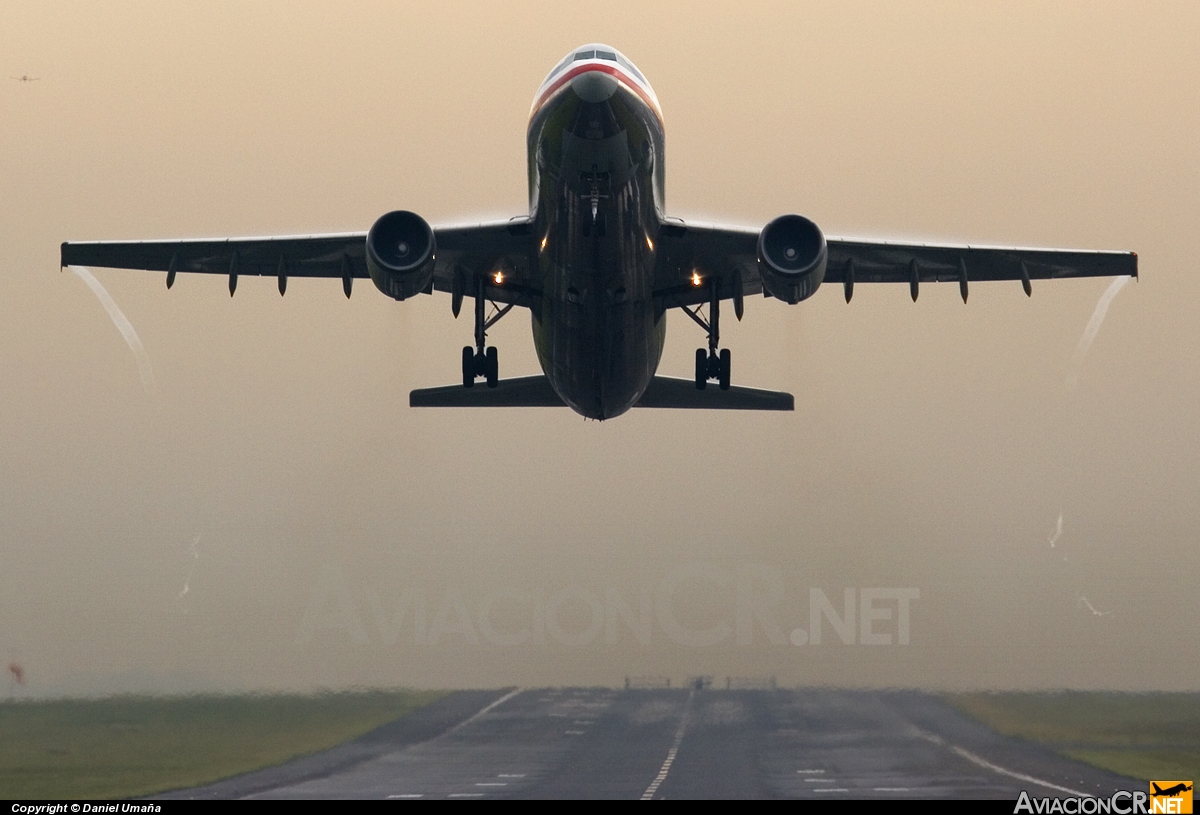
[756,214,827,304]
[366,210,436,301]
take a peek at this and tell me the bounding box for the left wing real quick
[653,218,1137,309]
[60,217,537,305]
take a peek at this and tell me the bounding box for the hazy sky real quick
[2,1,1197,696]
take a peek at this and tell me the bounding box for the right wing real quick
[61,217,539,306]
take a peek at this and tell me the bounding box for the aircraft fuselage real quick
[526,46,666,419]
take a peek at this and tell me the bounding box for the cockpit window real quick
[615,54,645,83]
[542,46,650,91]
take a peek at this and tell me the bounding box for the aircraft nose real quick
[572,69,617,103]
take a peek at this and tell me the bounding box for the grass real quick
[948,692,1200,783]
[0,689,444,799]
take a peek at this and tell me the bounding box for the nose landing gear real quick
[580,165,610,238]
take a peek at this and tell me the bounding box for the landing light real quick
[494,270,504,284]
[691,271,702,287]
[540,235,548,251]
[646,235,654,251]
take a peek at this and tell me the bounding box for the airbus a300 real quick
[62,44,1137,419]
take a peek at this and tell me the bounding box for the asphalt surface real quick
[163,688,1143,800]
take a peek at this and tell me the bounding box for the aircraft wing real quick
[60,217,538,306]
[653,219,1137,309]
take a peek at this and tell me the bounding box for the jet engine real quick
[756,214,827,304]
[366,210,436,301]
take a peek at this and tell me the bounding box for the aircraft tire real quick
[695,348,708,390]
[486,346,499,388]
[719,348,731,390]
[462,346,475,388]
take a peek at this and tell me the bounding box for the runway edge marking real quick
[914,729,1088,797]
[640,689,695,801]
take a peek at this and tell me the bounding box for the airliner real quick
[1151,783,1192,798]
[62,43,1136,419]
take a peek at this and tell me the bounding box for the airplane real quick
[1152,783,1192,797]
[61,43,1137,420]
[10,75,40,82]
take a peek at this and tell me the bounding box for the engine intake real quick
[756,214,826,304]
[366,210,436,301]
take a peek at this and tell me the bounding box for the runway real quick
[166,688,1142,800]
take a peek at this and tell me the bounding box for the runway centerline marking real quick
[442,687,523,737]
[797,770,825,774]
[814,788,850,793]
[476,783,507,786]
[448,793,485,798]
[498,774,525,778]
[914,729,1088,797]
[639,689,694,801]
[386,794,423,798]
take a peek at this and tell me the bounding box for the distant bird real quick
[8,662,25,685]
[10,75,40,82]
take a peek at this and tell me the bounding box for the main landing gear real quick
[462,345,498,389]
[682,278,732,391]
[695,347,731,391]
[461,274,513,389]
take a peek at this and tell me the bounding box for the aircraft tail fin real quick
[410,375,565,408]
[410,375,793,411]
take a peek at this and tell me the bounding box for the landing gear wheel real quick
[718,348,731,391]
[462,346,475,388]
[485,346,499,388]
[695,348,708,390]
